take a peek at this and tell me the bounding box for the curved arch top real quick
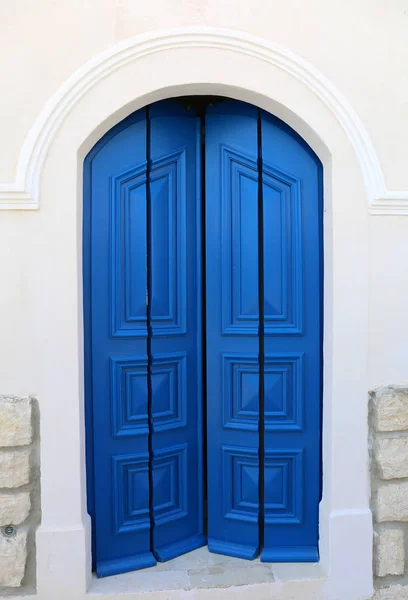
[0,26,406,213]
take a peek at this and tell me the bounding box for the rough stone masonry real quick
[2,387,408,596]
[371,386,408,599]
[0,395,39,591]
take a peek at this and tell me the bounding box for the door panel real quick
[85,99,322,575]
[205,101,260,559]
[89,112,156,577]
[261,112,322,561]
[149,102,205,560]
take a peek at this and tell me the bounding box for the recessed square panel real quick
[264,462,287,508]
[110,151,188,339]
[150,150,187,336]
[154,462,173,510]
[220,149,303,337]
[110,164,148,338]
[264,449,303,524]
[222,354,259,431]
[262,163,303,335]
[153,444,188,525]
[265,370,286,414]
[241,372,259,413]
[112,453,150,534]
[152,353,187,431]
[240,463,259,506]
[264,353,304,431]
[111,357,148,437]
[222,445,259,523]
[220,147,259,336]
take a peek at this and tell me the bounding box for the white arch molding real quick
[31,26,373,600]
[0,26,406,214]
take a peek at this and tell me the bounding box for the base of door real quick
[155,533,207,562]
[96,551,157,578]
[261,545,319,563]
[208,538,259,560]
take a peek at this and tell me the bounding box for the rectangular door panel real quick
[261,112,322,562]
[149,102,205,561]
[262,172,302,334]
[205,101,260,559]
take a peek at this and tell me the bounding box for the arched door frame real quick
[32,29,372,600]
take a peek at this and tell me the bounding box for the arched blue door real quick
[84,99,322,577]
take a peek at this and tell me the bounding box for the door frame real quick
[34,29,372,600]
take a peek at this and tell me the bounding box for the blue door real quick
[84,98,322,577]
[86,111,154,577]
[84,103,205,577]
[260,113,322,562]
[205,102,260,559]
[148,103,205,561]
[205,102,322,561]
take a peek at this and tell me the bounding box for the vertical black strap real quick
[257,109,265,551]
[199,106,208,536]
[146,106,155,556]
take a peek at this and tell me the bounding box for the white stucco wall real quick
[0,2,407,599]
[1,0,407,391]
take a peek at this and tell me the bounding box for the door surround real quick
[33,27,372,600]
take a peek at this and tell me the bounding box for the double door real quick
[84,99,322,578]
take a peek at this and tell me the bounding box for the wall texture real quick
[5,388,408,596]
[0,396,40,593]
[371,387,408,599]
[0,2,407,599]
[0,1,407,392]
[6,389,408,597]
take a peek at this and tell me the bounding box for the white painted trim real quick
[26,32,373,599]
[0,26,406,214]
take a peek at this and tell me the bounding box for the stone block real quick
[0,449,30,488]
[372,387,408,432]
[377,482,408,522]
[0,492,30,526]
[0,396,32,447]
[374,585,408,600]
[375,527,405,576]
[0,529,27,587]
[375,437,408,479]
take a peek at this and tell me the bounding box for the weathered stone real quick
[372,387,408,432]
[0,492,30,526]
[375,527,405,576]
[374,585,408,600]
[0,396,32,447]
[377,482,408,522]
[375,437,408,479]
[0,449,30,488]
[0,529,27,587]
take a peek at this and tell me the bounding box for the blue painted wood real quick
[84,99,322,574]
[83,145,95,571]
[261,546,319,562]
[85,102,205,577]
[260,112,322,562]
[148,101,205,560]
[86,111,156,577]
[205,101,260,559]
